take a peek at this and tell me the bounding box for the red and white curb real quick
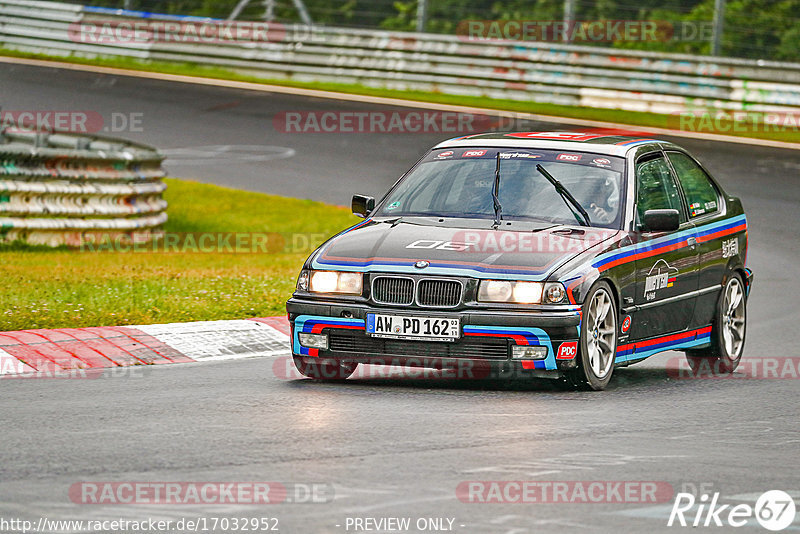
[0,317,290,377]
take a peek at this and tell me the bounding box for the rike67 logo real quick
[668,490,796,530]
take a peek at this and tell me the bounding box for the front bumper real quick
[287,297,582,374]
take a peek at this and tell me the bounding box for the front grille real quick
[372,276,414,305]
[418,279,461,307]
[328,330,509,360]
[371,276,463,307]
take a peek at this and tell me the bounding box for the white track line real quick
[2,55,798,151]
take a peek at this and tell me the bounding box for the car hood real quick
[310,219,620,281]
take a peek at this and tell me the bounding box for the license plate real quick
[366,314,460,342]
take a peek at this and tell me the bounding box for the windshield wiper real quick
[535,164,591,227]
[492,152,503,229]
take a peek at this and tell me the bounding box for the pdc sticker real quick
[557,153,582,162]
[556,341,578,360]
[463,149,487,158]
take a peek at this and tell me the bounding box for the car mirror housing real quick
[352,194,375,218]
[642,209,680,232]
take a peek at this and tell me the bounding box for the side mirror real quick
[352,194,375,218]
[642,209,680,232]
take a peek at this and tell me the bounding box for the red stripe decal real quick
[617,326,713,354]
[465,332,529,345]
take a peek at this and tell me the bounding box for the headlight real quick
[478,280,543,304]
[304,270,363,295]
[544,282,567,304]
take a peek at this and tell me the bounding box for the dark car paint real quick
[287,137,751,374]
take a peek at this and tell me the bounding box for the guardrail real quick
[0,126,167,246]
[2,0,800,116]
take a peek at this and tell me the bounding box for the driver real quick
[587,174,620,224]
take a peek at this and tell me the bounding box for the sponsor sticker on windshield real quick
[499,152,543,159]
[463,149,488,157]
[557,153,582,161]
[592,157,612,167]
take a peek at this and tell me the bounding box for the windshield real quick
[376,148,626,228]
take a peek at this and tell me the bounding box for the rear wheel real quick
[293,356,358,380]
[564,282,618,391]
[685,273,746,375]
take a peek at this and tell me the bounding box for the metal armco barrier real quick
[1,0,800,115]
[0,127,167,246]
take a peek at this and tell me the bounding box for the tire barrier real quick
[0,126,167,246]
[1,0,800,116]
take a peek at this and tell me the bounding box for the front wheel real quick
[685,273,746,375]
[293,356,358,380]
[563,282,618,391]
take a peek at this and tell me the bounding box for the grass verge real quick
[0,178,358,331]
[2,48,798,144]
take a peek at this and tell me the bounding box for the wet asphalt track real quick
[0,61,799,533]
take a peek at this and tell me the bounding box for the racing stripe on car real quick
[293,316,365,357]
[592,215,747,272]
[615,326,712,362]
[463,325,556,370]
[614,138,656,146]
[312,256,559,280]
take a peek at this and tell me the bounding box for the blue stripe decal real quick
[464,325,556,370]
[311,258,554,280]
[293,315,365,354]
[615,330,712,363]
[292,316,558,370]
[617,139,655,146]
[591,215,746,271]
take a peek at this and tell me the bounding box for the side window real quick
[635,156,684,224]
[667,152,720,218]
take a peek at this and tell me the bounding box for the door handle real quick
[687,237,697,248]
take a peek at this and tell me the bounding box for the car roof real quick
[434,132,679,157]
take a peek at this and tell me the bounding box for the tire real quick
[685,273,746,375]
[563,281,618,391]
[293,356,358,380]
